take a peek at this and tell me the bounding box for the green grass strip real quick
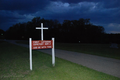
[56,43,120,60]
[16,41,120,60]
[1,41,119,80]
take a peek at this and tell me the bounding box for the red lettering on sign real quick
[32,40,53,49]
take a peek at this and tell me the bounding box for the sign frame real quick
[29,38,55,70]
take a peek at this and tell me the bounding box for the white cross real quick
[36,23,48,40]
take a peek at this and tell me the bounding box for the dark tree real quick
[5,17,107,43]
[0,29,5,39]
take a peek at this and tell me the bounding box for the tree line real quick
[2,17,120,43]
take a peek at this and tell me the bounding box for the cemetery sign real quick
[32,40,53,49]
[29,23,55,71]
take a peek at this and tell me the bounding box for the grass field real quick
[16,41,120,60]
[0,41,120,80]
[56,43,120,60]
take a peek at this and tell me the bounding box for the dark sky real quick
[0,0,120,33]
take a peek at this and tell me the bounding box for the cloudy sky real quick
[0,0,120,33]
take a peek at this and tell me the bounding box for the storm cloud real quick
[0,0,120,33]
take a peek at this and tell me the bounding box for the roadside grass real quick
[16,40,29,44]
[16,41,120,60]
[56,43,120,60]
[0,41,120,80]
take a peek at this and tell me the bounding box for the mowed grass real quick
[16,41,120,60]
[56,43,120,60]
[0,41,120,80]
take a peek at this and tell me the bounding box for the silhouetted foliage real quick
[0,29,5,39]
[5,17,120,43]
[0,29,4,34]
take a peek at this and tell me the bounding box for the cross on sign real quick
[36,23,48,40]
